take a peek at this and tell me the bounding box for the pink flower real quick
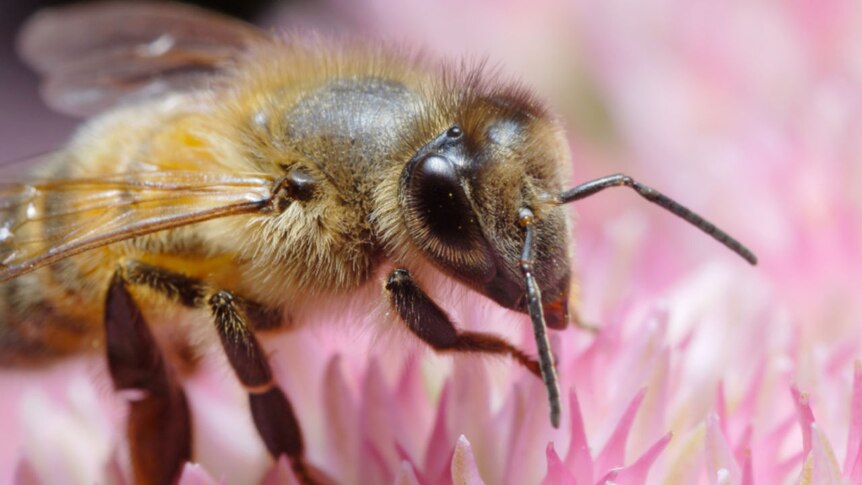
[2,0,861,484]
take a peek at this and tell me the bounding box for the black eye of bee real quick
[401,125,495,282]
[409,154,477,249]
[446,125,463,139]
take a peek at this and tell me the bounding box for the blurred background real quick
[0,0,277,161]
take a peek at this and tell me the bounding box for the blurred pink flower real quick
[3,0,862,484]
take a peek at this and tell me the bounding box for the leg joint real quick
[209,289,236,308]
[119,261,208,308]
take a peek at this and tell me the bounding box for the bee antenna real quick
[518,208,562,428]
[556,174,758,265]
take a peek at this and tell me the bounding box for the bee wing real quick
[17,2,266,117]
[0,171,275,282]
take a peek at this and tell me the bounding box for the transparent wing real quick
[17,1,267,117]
[0,171,275,282]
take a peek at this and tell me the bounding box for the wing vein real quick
[0,171,274,281]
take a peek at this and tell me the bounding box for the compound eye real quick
[409,154,479,249]
[446,125,463,139]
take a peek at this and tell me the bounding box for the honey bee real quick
[0,2,757,484]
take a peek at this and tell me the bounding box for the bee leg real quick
[119,261,327,485]
[385,268,542,378]
[105,271,191,485]
[208,291,326,484]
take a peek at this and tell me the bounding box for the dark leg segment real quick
[104,273,191,485]
[109,262,323,485]
[209,291,273,391]
[207,291,318,483]
[250,388,305,461]
[385,269,541,377]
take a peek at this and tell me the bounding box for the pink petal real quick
[705,414,741,485]
[850,445,862,484]
[393,355,423,410]
[564,389,593,482]
[541,443,578,485]
[737,360,767,428]
[394,443,428,485]
[361,359,398,479]
[791,385,816,457]
[177,463,223,485]
[449,355,493,466]
[447,354,502,483]
[733,425,753,466]
[609,310,669,426]
[393,461,422,485]
[423,383,452,483]
[259,456,301,485]
[796,424,842,485]
[740,451,754,485]
[613,432,673,485]
[17,384,116,485]
[361,440,396,485]
[13,459,39,485]
[394,355,435,456]
[322,356,359,477]
[593,388,647,474]
[636,348,671,448]
[501,382,551,485]
[451,436,485,485]
[102,455,129,485]
[844,361,862,479]
[761,414,802,479]
[716,382,729,440]
[593,469,619,484]
[776,452,807,484]
[825,342,858,379]
[569,305,627,400]
[183,359,268,480]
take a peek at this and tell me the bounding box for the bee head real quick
[399,94,572,328]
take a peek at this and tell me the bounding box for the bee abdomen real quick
[0,276,96,367]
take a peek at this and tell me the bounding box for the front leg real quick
[385,268,541,377]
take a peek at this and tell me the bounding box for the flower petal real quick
[541,442,578,485]
[393,461,422,485]
[594,388,647,474]
[565,389,594,482]
[705,414,741,485]
[322,356,359,478]
[178,463,222,485]
[791,385,816,457]
[797,424,842,485]
[613,432,673,485]
[451,436,485,485]
[424,383,452,483]
[844,362,862,480]
[360,359,399,483]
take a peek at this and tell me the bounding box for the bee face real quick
[401,96,572,328]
